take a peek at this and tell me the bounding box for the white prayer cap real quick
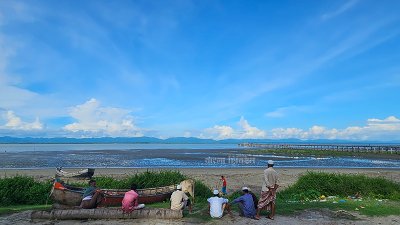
[242,187,249,191]
[177,185,182,190]
[268,160,274,165]
[213,189,219,195]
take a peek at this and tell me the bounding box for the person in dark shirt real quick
[230,187,256,219]
[80,180,104,209]
[248,189,259,210]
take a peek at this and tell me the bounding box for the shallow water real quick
[0,144,399,169]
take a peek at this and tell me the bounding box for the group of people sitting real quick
[79,160,278,220]
[208,159,279,220]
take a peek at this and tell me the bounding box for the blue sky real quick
[0,0,400,140]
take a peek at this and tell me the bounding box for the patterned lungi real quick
[257,188,277,210]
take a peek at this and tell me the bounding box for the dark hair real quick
[267,164,274,168]
[214,194,219,197]
[221,175,224,178]
[130,183,137,190]
[243,189,249,193]
[89,179,96,185]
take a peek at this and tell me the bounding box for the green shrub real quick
[279,172,400,201]
[0,171,210,206]
[0,176,52,206]
[95,170,187,189]
[194,180,212,200]
[228,190,242,202]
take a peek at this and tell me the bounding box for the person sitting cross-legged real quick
[207,190,231,218]
[122,183,145,213]
[170,184,192,213]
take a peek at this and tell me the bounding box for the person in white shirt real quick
[170,185,192,213]
[207,190,230,218]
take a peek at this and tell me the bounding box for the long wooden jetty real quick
[238,143,400,154]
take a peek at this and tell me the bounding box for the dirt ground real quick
[1,209,399,225]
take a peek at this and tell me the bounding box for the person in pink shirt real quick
[122,183,145,213]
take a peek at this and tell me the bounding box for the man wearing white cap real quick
[170,184,192,213]
[207,189,230,218]
[255,160,279,220]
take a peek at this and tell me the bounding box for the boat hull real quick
[55,168,95,179]
[50,182,175,207]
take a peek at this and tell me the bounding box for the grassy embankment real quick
[276,172,400,216]
[224,172,400,217]
[244,148,400,158]
[0,170,212,220]
[1,171,399,219]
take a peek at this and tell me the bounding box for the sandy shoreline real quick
[1,167,399,194]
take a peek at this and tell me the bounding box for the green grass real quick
[0,176,52,206]
[0,171,211,207]
[0,205,51,215]
[74,170,187,189]
[2,171,399,218]
[278,172,400,201]
[244,148,400,157]
[276,199,400,216]
[274,172,400,217]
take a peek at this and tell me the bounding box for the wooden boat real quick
[55,167,95,179]
[50,180,177,207]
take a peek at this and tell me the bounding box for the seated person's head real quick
[213,189,219,197]
[130,183,137,191]
[89,180,96,187]
[242,187,249,194]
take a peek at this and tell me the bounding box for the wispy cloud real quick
[265,106,309,118]
[321,0,359,21]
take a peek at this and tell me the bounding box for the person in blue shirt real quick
[229,187,256,219]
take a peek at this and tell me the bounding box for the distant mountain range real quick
[0,136,398,144]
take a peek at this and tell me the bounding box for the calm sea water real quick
[0,143,399,169]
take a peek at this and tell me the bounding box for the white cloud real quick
[270,128,305,139]
[63,98,143,137]
[0,110,43,130]
[271,116,400,140]
[202,117,266,140]
[238,116,266,138]
[203,125,235,140]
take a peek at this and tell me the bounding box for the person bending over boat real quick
[122,183,145,213]
[80,179,104,209]
[170,184,192,213]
